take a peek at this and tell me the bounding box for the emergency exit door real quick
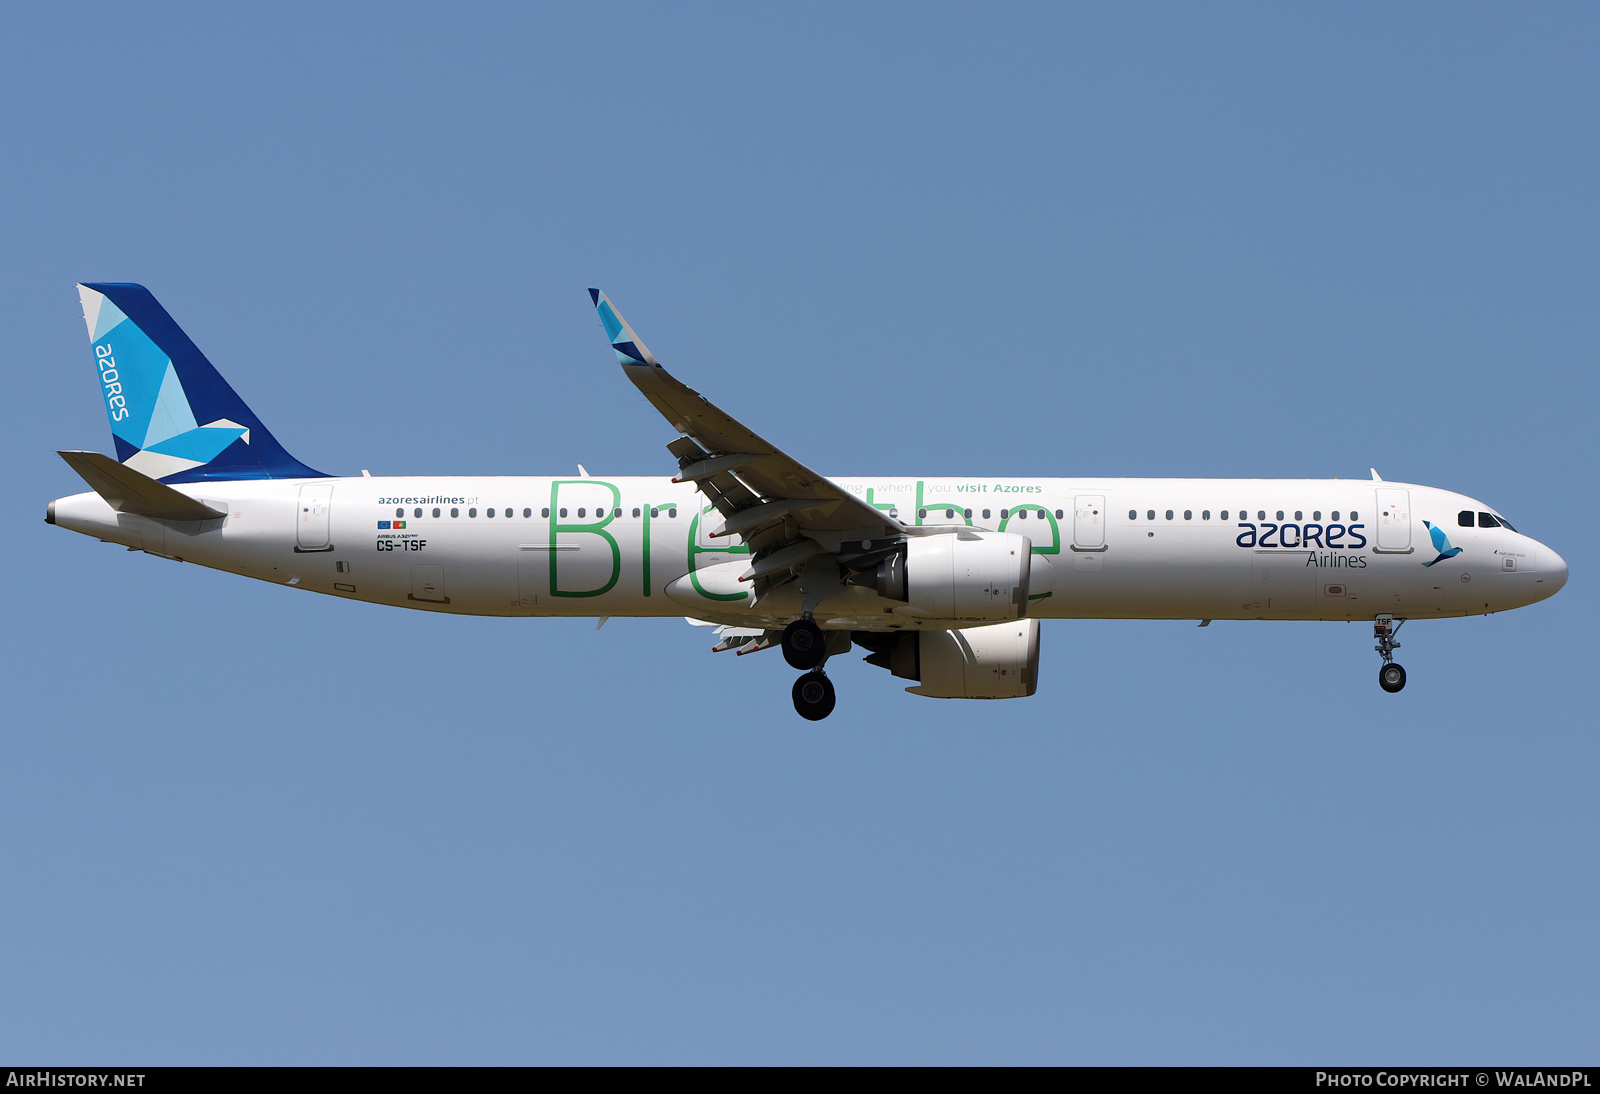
[1073,495,1106,550]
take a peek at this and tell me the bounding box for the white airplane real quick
[48,283,1568,719]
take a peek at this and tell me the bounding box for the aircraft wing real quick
[588,290,905,571]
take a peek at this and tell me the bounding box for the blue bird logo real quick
[1422,520,1464,567]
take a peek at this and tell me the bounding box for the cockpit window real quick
[1496,514,1517,532]
[1478,512,1501,529]
[1459,510,1475,528]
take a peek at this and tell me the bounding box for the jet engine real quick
[864,531,1032,621]
[857,618,1041,699]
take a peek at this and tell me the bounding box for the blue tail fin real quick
[76,283,325,482]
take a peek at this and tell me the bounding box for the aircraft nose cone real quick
[1542,545,1568,595]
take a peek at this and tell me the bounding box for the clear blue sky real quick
[3,2,1595,1064]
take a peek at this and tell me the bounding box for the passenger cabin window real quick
[450,508,459,518]
[918,509,927,519]
[1220,510,1228,520]
[1312,511,1321,521]
[1055,509,1063,519]
[1000,509,1010,520]
[1165,510,1173,520]
[487,509,495,518]
[524,508,532,518]
[632,508,641,518]
[1202,510,1211,520]
[469,508,477,517]
[1184,510,1192,520]
[414,508,422,518]
[1294,511,1302,521]
[395,508,404,517]
[1147,510,1155,520]
[1331,511,1340,521]
[668,508,677,518]
[946,509,955,519]
[1129,510,1137,520]
[577,508,586,518]
[1350,511,1359,520]
[1459,510,1475,527]
[559,508,567,518]
[965,508,973,519]
[1258,511,1266,520]
[541,508,550,518]
[1479,512,1501,528]
[432,508,440,518]
[650,508,658,518]
[1276,510,1284,521]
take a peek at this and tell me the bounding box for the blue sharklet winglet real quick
[589,287,660,367]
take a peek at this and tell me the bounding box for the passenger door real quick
[296,484,333,551]
[1375,488,1412,552]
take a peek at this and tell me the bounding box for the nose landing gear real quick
[1375,615,1407,693]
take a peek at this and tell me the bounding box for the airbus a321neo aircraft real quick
[48,284,1569,719]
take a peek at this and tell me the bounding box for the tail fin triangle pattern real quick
[76,282,324,483]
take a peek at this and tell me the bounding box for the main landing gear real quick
[792,670,836,720]
[783,616,836,719]
[781,617,826,669]
[1375,615,1407,693]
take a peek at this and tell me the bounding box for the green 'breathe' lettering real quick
[549,480,622,597]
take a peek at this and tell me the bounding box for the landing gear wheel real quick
[782,618,826,670]
[792,671,836,720]
[1373,616,1408,693]
[1378,663,1407,693]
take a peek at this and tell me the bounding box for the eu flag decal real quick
[378,520,391,529]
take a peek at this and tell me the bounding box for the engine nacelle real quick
[873,531,1031,621]
[859,618,1041,699]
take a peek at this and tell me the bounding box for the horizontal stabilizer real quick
[58,450,226,521]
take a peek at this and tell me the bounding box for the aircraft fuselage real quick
[49,473,1566,628]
